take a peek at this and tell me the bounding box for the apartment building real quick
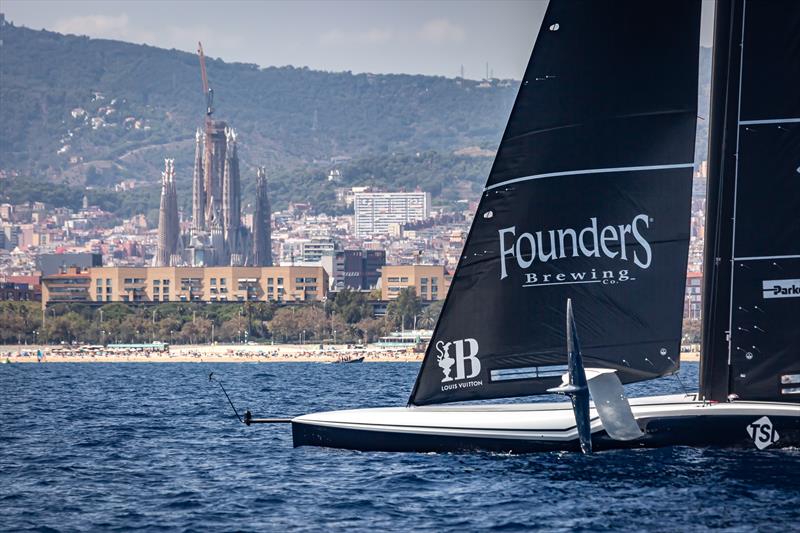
[41,266,327,307]
[380,265,449,301]
[353,191,431,237]
[685,271,702,321]
[333,249,386,291]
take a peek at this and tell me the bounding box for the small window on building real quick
[210,278,216,285]
[220,278,226,286]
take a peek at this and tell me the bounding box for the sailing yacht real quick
[278,0,800,452]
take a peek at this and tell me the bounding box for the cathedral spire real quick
[192,128,205,230]
[156,159,180,266]
[222,127,242,263]
[252,166,273,266]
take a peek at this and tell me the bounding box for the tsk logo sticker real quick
[746,416,780,450]
[436,338,483,391]
[762,279,800,299]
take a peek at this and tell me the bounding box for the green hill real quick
[0,19,711,218]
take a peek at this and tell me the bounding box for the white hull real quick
[291,395,800,452]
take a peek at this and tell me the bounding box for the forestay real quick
[409,0,702,406]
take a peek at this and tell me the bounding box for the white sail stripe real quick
[734,254,800,261]
[485,163,694,191]
[739,118,800,125]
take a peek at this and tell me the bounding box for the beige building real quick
[380,265,450,301]
[42,266,327,307]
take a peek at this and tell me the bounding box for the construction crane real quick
[197,41,214,120]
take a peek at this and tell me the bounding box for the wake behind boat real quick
[237,0,800,453]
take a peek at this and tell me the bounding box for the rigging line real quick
[209,372,243,423]
[485,163,694,191]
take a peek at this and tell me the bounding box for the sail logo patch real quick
[746,416,779,450]
[762,279,800,299]
[436,338,482,391]
[497,215,652,286]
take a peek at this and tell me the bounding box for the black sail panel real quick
[409,0,701,406]
[724,1,800,402]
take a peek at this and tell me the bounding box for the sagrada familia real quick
[154,120,273,267]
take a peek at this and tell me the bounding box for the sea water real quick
[2,362,798,531]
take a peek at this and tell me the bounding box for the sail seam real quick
[739,118,800,125]
[485,163,693,191]
[733,254,800,261]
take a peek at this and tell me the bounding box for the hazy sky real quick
[3,0,715,80]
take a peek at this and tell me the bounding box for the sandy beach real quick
[2,343,424,363]
[2,344,700,364]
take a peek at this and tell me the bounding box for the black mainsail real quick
[409,0,702,406]
[700,0,800,403]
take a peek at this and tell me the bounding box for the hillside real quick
[0,19,711,218]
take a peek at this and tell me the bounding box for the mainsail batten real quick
[485,163,695,191]
[409,0,702,406]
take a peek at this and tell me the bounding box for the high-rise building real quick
[353,191,431,237]
[155,159,180,267]
[252,166,273,266]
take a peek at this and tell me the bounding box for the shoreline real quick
[2,344,700,364]
[2,343,424,363]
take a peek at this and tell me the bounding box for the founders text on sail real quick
[498,214,653,280]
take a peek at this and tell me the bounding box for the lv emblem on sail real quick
[436,339,481,384]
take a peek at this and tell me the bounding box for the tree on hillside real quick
[296,306,328,341]
[329,288,371,324]
[43,312,89,344]
[268,307,300,342]
[219,315,249,343]
[418,300,444,329]
[179,318,213,344]
[386,288,422,330]
[356,317,389,344]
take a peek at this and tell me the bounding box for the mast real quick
[699,0,741,401]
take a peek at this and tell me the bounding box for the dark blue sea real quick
[2,362,799,532]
